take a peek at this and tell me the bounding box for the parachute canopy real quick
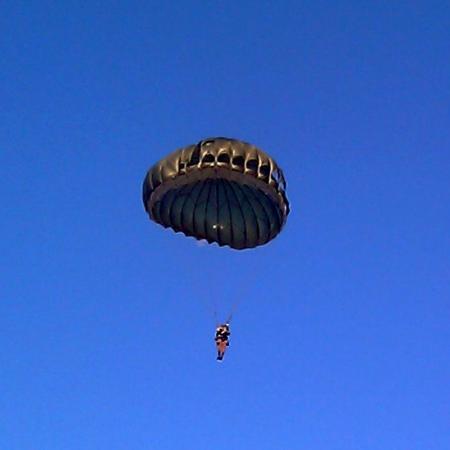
[142,137,290,250]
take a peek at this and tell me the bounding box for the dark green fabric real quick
[152,178,282,249]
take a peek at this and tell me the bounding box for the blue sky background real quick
[1,1,449,449]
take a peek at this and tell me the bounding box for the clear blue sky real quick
[1,1,449,449]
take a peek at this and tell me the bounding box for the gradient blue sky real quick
[1,1,449,449]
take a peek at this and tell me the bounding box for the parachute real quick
[142,137,290,250]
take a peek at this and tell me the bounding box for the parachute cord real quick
[209,265,260,326]
[198,283,220,326]
[224,266,259,325]
[225,292,244,324]
[224,282,250,324]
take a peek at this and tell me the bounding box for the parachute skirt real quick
[143,138,290,250]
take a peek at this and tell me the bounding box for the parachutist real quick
[215,323,231,361]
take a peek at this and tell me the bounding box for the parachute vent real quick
[232,156,245,168]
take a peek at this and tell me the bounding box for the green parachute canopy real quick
[142,137,290,250]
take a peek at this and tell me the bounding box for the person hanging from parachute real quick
[215,323,230,361]
[142,137,290,361]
